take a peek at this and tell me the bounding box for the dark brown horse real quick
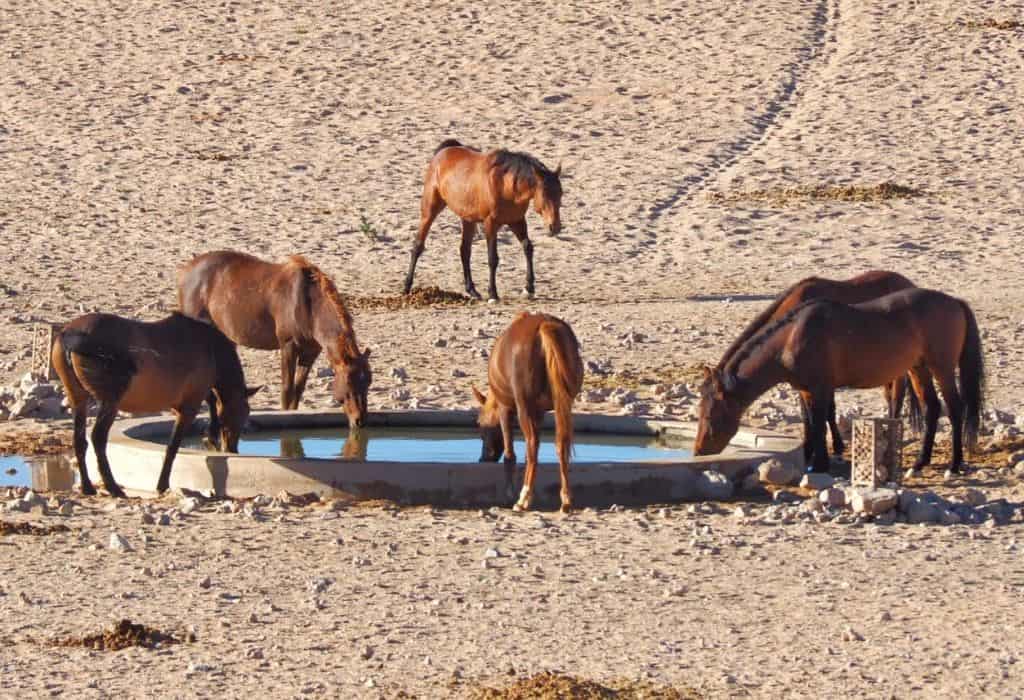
[403,140,563,302]
[695,288,984,473]
[718,271,916,459]
[51,312,256,497]
[473,312,583,512]
[178,251,372,427]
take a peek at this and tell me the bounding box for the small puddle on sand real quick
[0,454,77,490]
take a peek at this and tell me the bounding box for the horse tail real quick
[538,320,583,462]
[435,139,463,154]
[905,378,923,435]
[958,300,985,452]
[61,329,137,402]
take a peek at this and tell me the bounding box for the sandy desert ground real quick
[2,0,1024,697]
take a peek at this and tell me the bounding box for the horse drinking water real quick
[716,270,917,461]
[473,312,583,512]
[694,288,984,473]
[51,312,256,497]
[178,251,372,427]
[403,140,564,302]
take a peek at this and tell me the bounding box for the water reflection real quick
[0,454,77,491]
[280,435,306,459]
[340,429,369,460]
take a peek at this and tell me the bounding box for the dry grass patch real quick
[706,182,926,206]
[53,619,181,652]
[345,286,474,311]
[0,520,69,536]
[468,672,701,699]
[955,19,1022,31]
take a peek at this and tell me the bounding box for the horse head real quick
[533,164,563,236]
[693,366,743,456]
[215,384,260,452]
[332,348,372,428]
[472,385,503,462]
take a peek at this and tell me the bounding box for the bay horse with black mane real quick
[473,312,583,512]
[403,139,564,302]
[695,288,984,473]
[51,312,256,497]
[178,251,372,428]
[717,270,917,461]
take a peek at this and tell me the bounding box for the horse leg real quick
[887,375,908,419]
[403,188,445,294]
[807,393,831,473]
[483,217,500,302]
[291,346,320,409]
[71,407,94,495]
[827,393,845,456]
[91,401,126,498]
[935,370,966,472]
[798,391,813,464]
[203,390,220,449]
[459,220,481,299]
[499,407,516,465]
[556,416,572,514]
[508,220,535,299]
[513,407,538,511]
[909,367,940,470]
[279,341,298,410]
[156,407,198,494]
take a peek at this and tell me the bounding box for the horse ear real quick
[471,385,486,406]
[362,348,372,360]
[701,365,713,381]
[246,385,263,397]
[554,162,562,177]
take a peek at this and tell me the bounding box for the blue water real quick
[1,454,77,490]
[182,426,692,463]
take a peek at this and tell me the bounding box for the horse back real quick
[488,313,579,409]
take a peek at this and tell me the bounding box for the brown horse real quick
[694,288,984,473]
[403,140,563,302]
[178,251,372,427]
[717,271,917,459]
[473,312,583,512]
[51,312,256,497]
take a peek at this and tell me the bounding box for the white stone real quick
[109,533,132,552]
[850,488,898,515]
[819,487,846,508]
[695,470,733,500]
[758,459,800,486]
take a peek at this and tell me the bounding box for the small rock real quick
[842,626,865,642]
[389,367,408,382]
[963,488,987,507]
[179,497,199,515]
[58,501,74,516]
[157,513,171,526]
[695,470,733,500]
[819,487,846,508]
[758,459,800,486]
[849,488,898,516]
[484,548,501,559]
[108,533,132,552]
[140,512,155,525]
[199,576,212,589]
[361,645,374,660]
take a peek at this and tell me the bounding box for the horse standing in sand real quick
[694,288,984,473]
[178,251,372,428]
[473,312,583,512]
[51,312,255,497]
[716,270,917,460]
[403,139,564,302]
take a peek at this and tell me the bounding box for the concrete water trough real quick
[87,410,803,507]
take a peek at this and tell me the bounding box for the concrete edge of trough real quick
[87,410,804,507]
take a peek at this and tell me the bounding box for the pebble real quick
[157,513,171,526]
[199,576,212,589]
[108,533,132,552]
[842,626,865,642]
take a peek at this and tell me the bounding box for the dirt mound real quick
[345,286,474,311]
[0,520,69,536]
[468,672,701,700]
[54,619,181,651]
[706,182,926,206]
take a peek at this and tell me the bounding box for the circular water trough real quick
[87,410,803,507]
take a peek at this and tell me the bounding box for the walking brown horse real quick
[178,251,372,428]
[403,139,563,302]
[717,270,917,460]
[51,312,256,497]
[473,312,583,512]
[694,288,984,473]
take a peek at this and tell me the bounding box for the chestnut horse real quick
[403,140,563,302]
[473,312,583,512]
[717,270,916,460]
[51,312,255,497]
[694,288,984,473]
[178,251,372,427]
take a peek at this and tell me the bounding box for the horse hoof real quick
[560,504,572,514]
[108,487,127,499]
[487,297,499,305]
[512,502,528,512]
[80,484,97,496]
[520,289,535,300]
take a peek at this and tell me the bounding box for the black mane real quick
[723,299,830,376]
[492,149,562,197]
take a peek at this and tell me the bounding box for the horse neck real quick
[311,296,358,365]
[727,343,789,414]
